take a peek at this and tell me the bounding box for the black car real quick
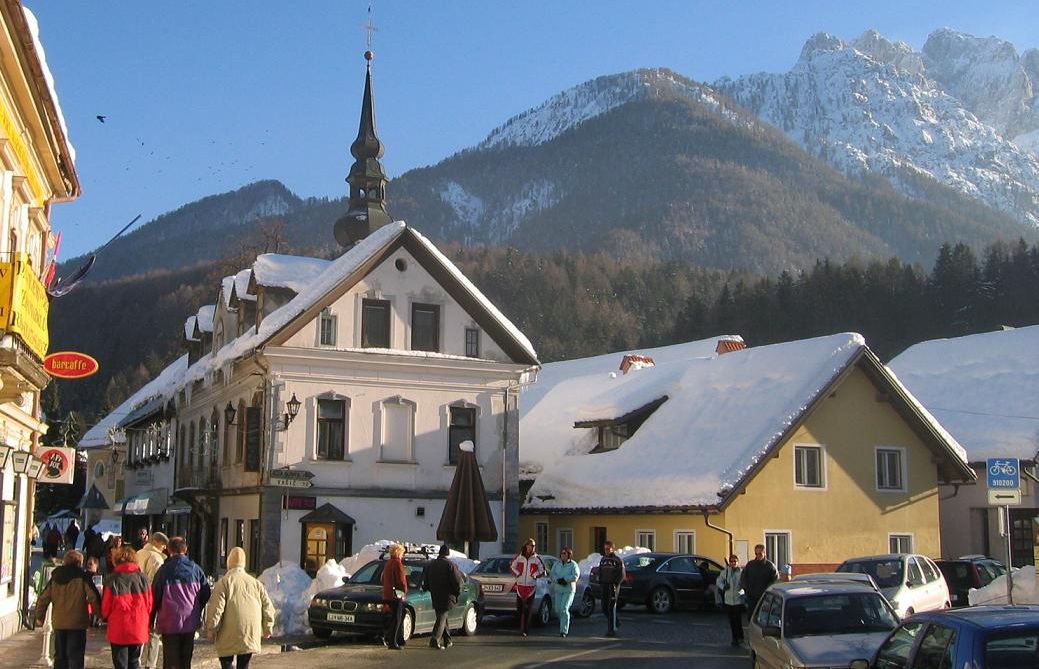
[935,555,1007,608]
[308,555,480,642]
[590,552,723,614]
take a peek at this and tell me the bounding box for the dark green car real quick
[308,557,480,641]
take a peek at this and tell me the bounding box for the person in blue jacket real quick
[549,547,580,637]
[151,536,211,669]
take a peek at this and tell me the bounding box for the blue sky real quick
[26,1,1039,258]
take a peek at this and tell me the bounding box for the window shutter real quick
[245,407,262,472]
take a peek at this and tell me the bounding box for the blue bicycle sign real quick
[987,458,1020,490]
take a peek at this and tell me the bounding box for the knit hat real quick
[227,546,247,569]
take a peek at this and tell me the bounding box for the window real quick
[558,528,574,552]
[674,530,696,554]
[662,556,696,573]
[209,410,219,466]
[765,532,791,573]
[411,303,440,352]
[235,519,245,548]
[220,518,228,564]
[94,461,105,480]
[535,522,549,552]
[889,534,913,554]
[915,623,956,669]
[361,298,390,348]
[636,530,656,551]
[794,445,824,488]
[317,398,347,460]
[755,593,779,626]
[874,620,924,669]
[465,328,480,358]
[379,397,415,462]
[235,399,246,463]
[319,308,337,347]
[448,406,476,465]
[877,447,906,491]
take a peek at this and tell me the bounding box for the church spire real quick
[334,49,393,248]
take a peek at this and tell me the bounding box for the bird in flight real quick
[96,115,106,123]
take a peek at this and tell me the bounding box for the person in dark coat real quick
[34,550,101,669]
[740,543,778,620]
[102,546,153,669]
[380,544,408,650]
[597,541,625,638]
[44,524,62,559]
[421,545,466,649]
[65,519,81,551]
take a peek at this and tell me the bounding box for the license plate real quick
[484,584,505,593]
[327,612,355,623]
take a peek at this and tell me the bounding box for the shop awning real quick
[166,502,192,515]
[120,488,169,516]
[299,503,356,525]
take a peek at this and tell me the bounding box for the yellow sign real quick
[0,254,49,358]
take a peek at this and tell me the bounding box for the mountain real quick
[387,68,1032,274]
[715,29,1039,226]
[58,180,303,283]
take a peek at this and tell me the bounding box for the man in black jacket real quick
[597,541,625,638]
[421,545,466,649]
[740,543,778,619]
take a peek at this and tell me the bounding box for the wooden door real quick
[303,522,335,574]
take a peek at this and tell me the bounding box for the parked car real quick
[851,605,1039,669]
[308,554,480,641]
[793,572,881,592]
[469,554,595,626]
[837,554,951,618]
[590,552,723,614]
[748,579,901,669]
[935,555,1007,607]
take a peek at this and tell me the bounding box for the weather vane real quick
[364,4,377,56]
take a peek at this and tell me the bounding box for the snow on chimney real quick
[715,336,746,355]
[619,354,655,375]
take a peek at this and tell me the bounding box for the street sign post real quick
[269,477,313,489]
[270,468,314,481]
[987,457,1021,604]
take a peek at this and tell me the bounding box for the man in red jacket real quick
[102,546,153,669]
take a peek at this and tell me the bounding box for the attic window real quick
[592,425,631,453]
[395,258,407,272]
[575,396,668,454]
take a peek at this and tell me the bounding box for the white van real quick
[836,554,950,618]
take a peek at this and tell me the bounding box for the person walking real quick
[152,536,211,669]
[510,538,546,637]
[381,543,408,650]
[596,541,625,638]
[44,523,62,559]
[136,532,169,669]
[420,544,465,650]
[740,543,778,620]
[102,546,153,669]
[549,547,580,638]
[717,554,745,646]
[65,519,81,551]
[205,547,275,669]
[34,550,101,669]
[106,535,125,574]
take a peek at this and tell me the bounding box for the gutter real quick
[703,510,733,557]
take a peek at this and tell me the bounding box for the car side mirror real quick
[342,576,350,584]
[762,625,781,638]
[849,661,870,669]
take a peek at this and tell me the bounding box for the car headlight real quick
[310,598,329,608]
[360,602,384,613]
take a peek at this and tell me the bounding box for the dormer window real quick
[319,308,337,347]
[575,396,668,454]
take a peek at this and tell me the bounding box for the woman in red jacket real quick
[102,546,153,669]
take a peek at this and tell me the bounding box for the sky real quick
[25,1,1039,259]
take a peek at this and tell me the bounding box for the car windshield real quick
[838,558,904,589]
[783,593,899,638]
[472,557,514,575]
[985,629,1039,669]
[348,560,427,587]
[623,555,657,571]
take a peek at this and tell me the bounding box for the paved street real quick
[249,608,750,669]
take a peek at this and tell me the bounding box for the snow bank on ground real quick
[303,559,349,607]
[340,540,393,576]
[447,550,479,574]
[969,566,1038,606]
[259,561,313,636]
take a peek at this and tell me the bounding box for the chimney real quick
[715,336,746,355]
[619,354,655,375]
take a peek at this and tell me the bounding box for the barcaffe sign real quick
[43,351,99,379]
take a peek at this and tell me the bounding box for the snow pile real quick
[447,550,479,574]
[968,566,1038,606]
[303,559,349,613]
[340,540,393,576]
[259,561,313,636]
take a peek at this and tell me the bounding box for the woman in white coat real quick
[205,547,275,669]
[716,554,745,646]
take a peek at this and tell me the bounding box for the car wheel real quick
[459,603,478,636]
[535,596,552,627]
[648,586,674,614]
[578,590,595,618]
[401,609,414,642]
[312,627,332,640]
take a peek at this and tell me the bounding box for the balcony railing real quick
[177,462,221,491]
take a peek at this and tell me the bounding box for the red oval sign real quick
[43,351,99,379]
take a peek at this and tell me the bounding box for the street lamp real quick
[0,443,10,470]
[274,393,302,431]
[26,455,44,480]
[224,402,237,426]
[10,450,30,475]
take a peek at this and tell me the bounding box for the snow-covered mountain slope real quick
[715,30,1039,227]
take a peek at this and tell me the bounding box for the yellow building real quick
[520,334,974,576]
[0,0,78,640]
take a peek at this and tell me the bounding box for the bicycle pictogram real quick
[989,460,1018,477]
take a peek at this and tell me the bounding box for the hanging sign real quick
[43,352,99,379]
[36,446,76,484]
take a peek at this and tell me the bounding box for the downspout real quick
[502,383,510,553]
[703,510,733,558]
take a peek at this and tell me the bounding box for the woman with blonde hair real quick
[205,547,275,669]
[381,544,408,649]
[101,546,152,669]
[510,538,546,637]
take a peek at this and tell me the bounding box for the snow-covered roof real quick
[232,268,254,303]
[220,275,235,310]
[523,332,967,511]
[196,304,215,334]
[20,7,75,164]
[183,315,198,342]
[251,254,331,293]
[889,326,1039,462]
[80,355,189,448]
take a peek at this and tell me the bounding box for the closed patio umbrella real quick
[437,441,497,557]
